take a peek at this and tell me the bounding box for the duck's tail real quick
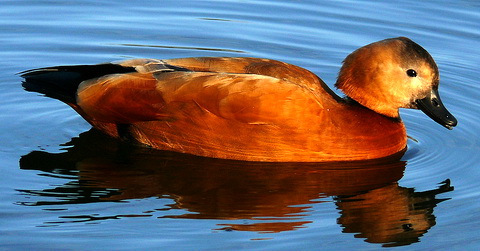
[20,64,135,104]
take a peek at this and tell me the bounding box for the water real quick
[1,0,479,249]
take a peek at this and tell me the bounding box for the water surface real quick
[1,0,479,250]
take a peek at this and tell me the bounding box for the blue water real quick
[1,0,479,250]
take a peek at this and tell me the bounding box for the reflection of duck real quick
[336,180,452,247]
[21,37,456,162]
[19,129,453,245]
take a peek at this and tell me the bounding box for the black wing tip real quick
[20,63,137,104]
[19,67,59,77]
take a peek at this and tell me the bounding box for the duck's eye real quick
[406,69,417,77]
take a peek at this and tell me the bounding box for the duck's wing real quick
[118,57,331,97]
[76,69,322,128]
[164,57,326,93]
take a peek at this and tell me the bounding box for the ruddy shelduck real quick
[21,37,457,162]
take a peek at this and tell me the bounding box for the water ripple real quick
[113,43,246,53]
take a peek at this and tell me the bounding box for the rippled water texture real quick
[1,1,479,250]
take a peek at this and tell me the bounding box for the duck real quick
[21,37,457,162]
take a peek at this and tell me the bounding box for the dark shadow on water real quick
[18,129,453,247]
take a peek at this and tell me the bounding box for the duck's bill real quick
[416,88,457,130]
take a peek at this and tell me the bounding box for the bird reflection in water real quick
[18,129,453,247]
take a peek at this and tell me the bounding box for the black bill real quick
[416,88,457,130]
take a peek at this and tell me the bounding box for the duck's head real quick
[335,37,457,129]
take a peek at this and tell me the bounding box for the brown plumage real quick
[21,37,456,162]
